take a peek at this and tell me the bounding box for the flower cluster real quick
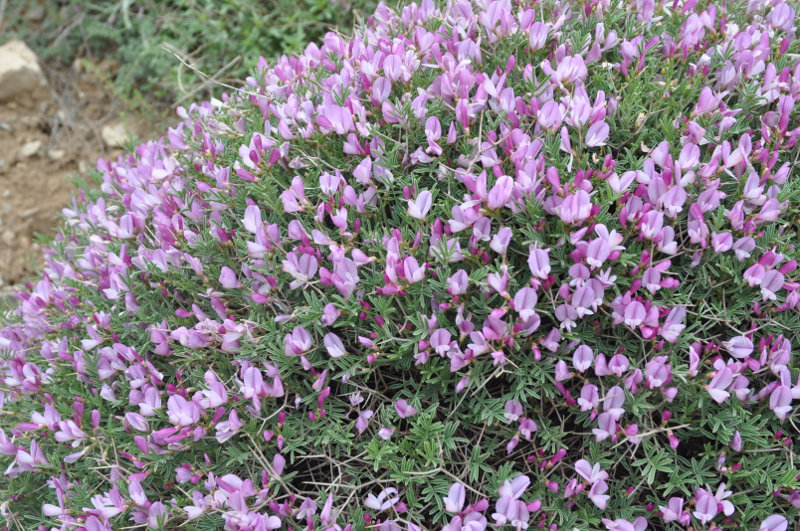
[1,0,799,529]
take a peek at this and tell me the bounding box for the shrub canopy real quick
[1,0,799,530]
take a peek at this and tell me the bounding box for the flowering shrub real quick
[1,0,799,529]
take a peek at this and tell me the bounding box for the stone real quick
[18,140,42,159]
[101,122,128,148]
[0,40,47,102]
[48,149,66,161]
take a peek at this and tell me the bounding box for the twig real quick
[160,42,241,94]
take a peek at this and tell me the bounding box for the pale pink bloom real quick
[408,190,433,219]
[394,399,418,418]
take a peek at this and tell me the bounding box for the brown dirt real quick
[0,58,150,291]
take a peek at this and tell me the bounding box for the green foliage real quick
[1,0,384,113]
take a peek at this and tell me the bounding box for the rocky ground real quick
[0,39,150,305]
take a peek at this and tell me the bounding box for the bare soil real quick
[0,59,151,292]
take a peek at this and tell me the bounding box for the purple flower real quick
[284,326,312,356]
[588,479,610,509]
[768,3,795,31]
[365,487,399,512]
[527,247,551,279]
[759,515,788,531]
[602,517,648,531]
[528,22,548,50]
[707,367,734,404]
[572,345,594,373]
[504,400,523,423]
[408,190,433,220]
[321,303,341,326]
[723,336,753,359]
[443,483,466,513]
[166,395,200,427]
[770,385,793,420]
[575,460,608,484]
[394,399,419,419]
[593,412,616,442]
[323,333,346,358]
[660,497,689,525]
[585,121,609,147]
[557,190,593,225]
[219,266,242,289]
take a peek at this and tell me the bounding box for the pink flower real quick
[578,383,599,411]
[730,431,742,452]
[586,121,609,147]
[538,100,564,130]
[573,345,594,373]
[528,247,551,279]
[602,517,648,531]
[504,400,523,422]
[365,487,399,511]
[694,87,719,115]
[707,367,734,403]
[759,515,788,531]
[166,395,200,427]
[770,385,793,420]
[394,399,419,419]
[215,409,243,443]
[723,336,753,358]
[575,459,608,484]
[408,190,433,219]
[443,483,466,513]
[768,3,795,31]
[318,104,355,134]
[323,333,346,358]
[219,266,242,289]
[284,326,312,356]
[513,287,538,322]
[660,497,688,525]
[528,22,548,50]
[588,479,610,509]
[321,303,341,326]
[593,412,616,442]
[557,190,593,224]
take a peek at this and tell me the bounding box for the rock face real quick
[0,40,48,102]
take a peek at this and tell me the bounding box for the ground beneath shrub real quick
[0,57,156,300]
